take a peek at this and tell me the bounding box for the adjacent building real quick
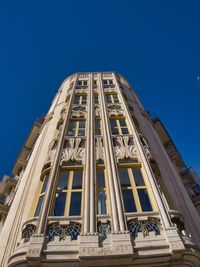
[0,72,200,267]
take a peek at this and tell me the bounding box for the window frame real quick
[52,167,84,217]
[110,118,129,135]
[118,163,154,213]
[73,94,87,105]
[106,93,120,104]
[66,119,86,137]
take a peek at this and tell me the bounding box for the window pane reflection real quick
[122,190,136,212]
[69,192,82,216]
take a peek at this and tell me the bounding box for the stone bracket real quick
[26,235,47,264]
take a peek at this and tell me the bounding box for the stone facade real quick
[0,72,200,267]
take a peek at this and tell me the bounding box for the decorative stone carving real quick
[95,138,104,162]
[56,114,65,129]
[139,135,152,160]
[104,88,117,94]
[75,88,87,94]
[43,139,58,169]
[61,138,85,165]
[4,174,22,207]
[71,105,87,119]
[108,104,124,117]
[98,221,111,241]
[95,105,100,117]
[22,224,36,241]
[47,222,81,241]
[127,217,161,238]
[113,136,139,162]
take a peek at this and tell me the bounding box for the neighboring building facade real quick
[0,72,200,267]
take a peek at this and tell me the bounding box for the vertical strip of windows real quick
[96,168,108,215]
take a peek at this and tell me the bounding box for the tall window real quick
[110,119,129,135]
[118,166,153,213]
[34,174,49,217]
[95,119,102,136]
[96,168,108,215]
[66,120,86,136]
[73,95,87,105]
[106,94,120,104]
[53,169,83,216]
[94,94,99,104]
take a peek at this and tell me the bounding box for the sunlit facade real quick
[0,72,200,266]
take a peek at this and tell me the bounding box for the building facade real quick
[0,72,200,267]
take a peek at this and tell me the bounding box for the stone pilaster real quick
[98,74,126,233]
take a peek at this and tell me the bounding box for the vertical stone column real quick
[98,74,126,232]
[82,73,96,234]
[89,74,96,233]
[36,74,78,235]
[114,73,171,229]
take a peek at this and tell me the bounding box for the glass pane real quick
[72,170,82,189]
[132,168,145,186]
[122,190,136,212]
[54,192,66,216]
[94,95,99,104]
[57,171,69,190]
[121,128,129,134]
[78,129,85,136]
[67,121,76,136]
[79,121,85,128]
[69,192,82,216]
[138,189,152,212]
[110,120,119,134]
[74,96,80,104]
[41,175,49,193]
[98,191,107,215]
[106,95,112,103]
[118,168,131,187]
[97,169,105,188]
[119,120,127,127]
[34,195,44,217]
[77,81,82,86]
[83,81,87,85]
[113,95,119,103]
[95,120,101,135]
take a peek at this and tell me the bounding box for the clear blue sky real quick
[0,0,200,179]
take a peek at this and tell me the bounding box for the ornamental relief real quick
[4,175,21,207]
[61,138,85,165]
[71,105,87,119]
[108,104,124,117]
[43,139,58,168]
[113,136,139,163]
[104,88,117,94]
[95,105,100,117]
[95,137,104,162]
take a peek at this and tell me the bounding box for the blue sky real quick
[0,0,200,178]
